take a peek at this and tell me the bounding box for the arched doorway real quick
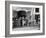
[17,10,26,27]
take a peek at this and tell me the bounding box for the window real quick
[35,14,40,24]
[35,8,39,12]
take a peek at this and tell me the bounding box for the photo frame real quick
[5,1,45,37]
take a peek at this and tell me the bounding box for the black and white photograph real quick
[12,7,40,31]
